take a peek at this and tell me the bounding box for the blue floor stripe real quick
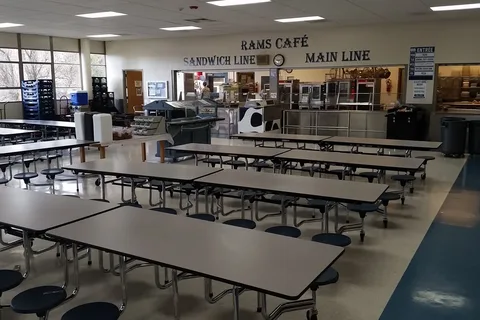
[380,157,480,320]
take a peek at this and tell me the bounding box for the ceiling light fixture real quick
[76,11,126,18]
[87,34,121,38]
[0,23,24,28]
[207,0,270,7]
[160,26,201,31]
[431,3,480,11]
[275,16,325,23]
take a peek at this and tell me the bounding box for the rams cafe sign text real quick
[183,35,371,67]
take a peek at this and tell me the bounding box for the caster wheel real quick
[401,198,405,205]
[346,220,350,224]
[88,261,92,266]
[169,190,174,198]
[95,178,101,186]
[421,173,426,180]
[209,293,213,298]
[306,310,318,320]
[216,216,219,220]
[56,253,61,257]
[409,187,414,194]
[257,307,262,313]
[383,220,388,228]
[360,233,365,243]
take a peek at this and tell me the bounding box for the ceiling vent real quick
[184,18,217,23]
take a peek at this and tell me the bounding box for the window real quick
[0,48,21,102]
[22,49,51,63]
[91,53,106,77]
[54,51,81,98]
[23,63,52,80]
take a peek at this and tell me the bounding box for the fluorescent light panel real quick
[275,16,324,23]
[76,11,126,18]
[0,23,24,28]
[160,26,201,31]
[207,0,270,7]
[87,34,120,38]
[431,3,480,11]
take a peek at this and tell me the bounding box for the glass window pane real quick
[90,54,105,65]
[91,65,106,77]
[0,89,21,102]
[22,49,51,63]
[0,48,19,62]
[0,63,20,87]
[54,51,80,64]
[54,64,81,87]
[56,87,81,99]
[23,63,52,80]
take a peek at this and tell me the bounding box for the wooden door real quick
[124,70,143,114]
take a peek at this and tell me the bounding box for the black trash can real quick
[441,117,467,157]
[468,120,480,155]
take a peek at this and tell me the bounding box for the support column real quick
[269,68,279,100]
[80,39,92,98]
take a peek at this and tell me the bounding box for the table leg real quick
[101,175,106,200]
[159,141,165,163]
[99,146,106,159]
[232,286,241,320]
[141,142,147,162]
[172,269,180,320]
[79,146,86,163]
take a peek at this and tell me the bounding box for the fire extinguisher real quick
[386,79,392,94]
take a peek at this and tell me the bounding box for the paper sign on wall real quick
[412,80,427,99]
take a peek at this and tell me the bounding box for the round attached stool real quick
[328,169,350,180]
[346,203,380,242]
[311,233,351,247]
[118,202,143,208]
[150,207,178,215]
[203,158,222,168]
[270,195,297,205]
[391,175,416,202]
[61,302,120,320]
[358,171,379,183]
[11,286,66,318]
[0,270,24,296]
[13,172,38,188]
[0,161,12,185]
[224,159,246,169]
[189,213,216,222]
[250,161,272,172]
[41,168,64,194]
[306,267,340,320]
[379,192,401,228]
[300,165,321,177]
[223,219,256,229]
[307,199,328,218]
[415,155,435,180]
[265,226,301,238]
[121,177,147,185]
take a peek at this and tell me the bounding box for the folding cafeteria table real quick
[166,143,291,168]
[0,128,39,144]
[276,149,425,179]
[46,206,344,320]
[196,169,388,227]
[323,136,442,156]
[232,132,331,149]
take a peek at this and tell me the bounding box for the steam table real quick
[47,205,344,320]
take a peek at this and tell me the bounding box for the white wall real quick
[106,19,480,104]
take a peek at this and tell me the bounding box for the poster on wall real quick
[147,81,168,99]
[412,80,427,99]
[408,46,435,80]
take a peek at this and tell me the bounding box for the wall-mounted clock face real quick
[273,54,285,67]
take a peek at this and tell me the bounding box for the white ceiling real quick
[0,0,478,40]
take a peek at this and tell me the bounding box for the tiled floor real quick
[0,138,467,320]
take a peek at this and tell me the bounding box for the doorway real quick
[123,70,144,114]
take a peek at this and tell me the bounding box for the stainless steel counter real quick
[283,110,386,138]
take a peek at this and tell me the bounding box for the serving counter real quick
[283,109,387,138]
[238,100,286,133]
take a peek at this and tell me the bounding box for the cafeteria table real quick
[0,119,75,140]
[232,132,331,149]
[276,149,425,180]
[196,169,388,230]
[323,136,442,156]
[166,143,290,168]
[46,206,344,320]
[0,128,39,144]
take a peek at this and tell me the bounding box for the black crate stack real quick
[21,79,55,120]
[92,77,115,112]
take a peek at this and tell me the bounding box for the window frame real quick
[0,47,21,102]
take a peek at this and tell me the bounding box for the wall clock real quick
[273,54,285,67]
